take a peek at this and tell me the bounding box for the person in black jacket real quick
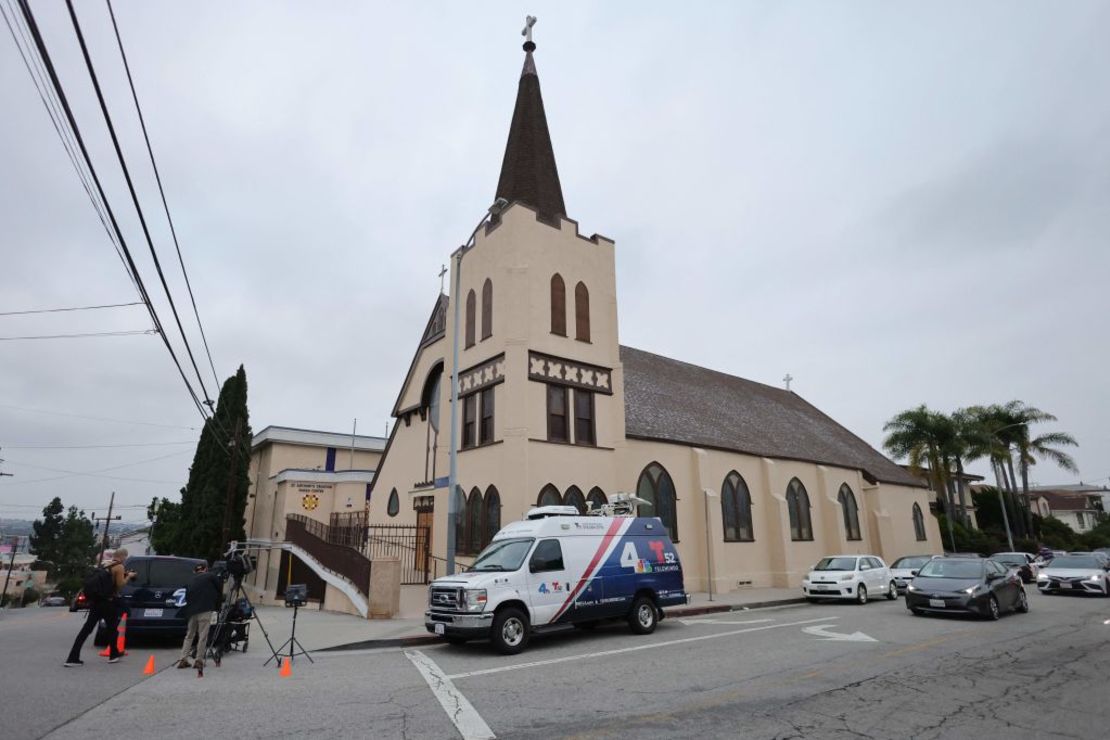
[176,562,222,669]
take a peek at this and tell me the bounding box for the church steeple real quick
[495,19,566,223]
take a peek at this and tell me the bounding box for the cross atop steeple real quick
[783,373,794,392]
[521,15,537,48]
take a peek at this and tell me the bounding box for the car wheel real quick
[628,595,659,635]
[491,607,530,655]
[910,608,925,616]
[856,584,868,605]
[986,595,1000,621]
[1103,579,1110,597]
[1016,589,1029,613]
[886,581,898,601]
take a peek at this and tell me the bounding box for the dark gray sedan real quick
[905,557,1028,620]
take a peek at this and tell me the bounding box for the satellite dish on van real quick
[526,505,580,520]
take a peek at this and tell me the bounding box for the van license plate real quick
[143,608,163,617]
[928,599,945,608]
[434,623,445,635]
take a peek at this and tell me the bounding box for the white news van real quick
[425,504,688,654]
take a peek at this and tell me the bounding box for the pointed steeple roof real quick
[495,39,566,223]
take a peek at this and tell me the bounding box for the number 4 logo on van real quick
[619,542,653,573]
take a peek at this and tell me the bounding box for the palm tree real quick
[961,404,1024,542]
[948,409,978,528]
[883,405,957,551]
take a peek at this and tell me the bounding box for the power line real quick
[1,440,193,450]
[0,329,156,341]
[62,0,214,408]
[0,301,144,317]
[15,0,210,422]
[105,0,220,390]
[0,403,198,430]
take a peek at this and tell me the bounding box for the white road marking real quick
[679,618,773,626]
[406,649,496,740]
[446,616,838,680]
[802,624,877,642]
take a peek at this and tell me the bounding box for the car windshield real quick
[991,554,1026,565]
[1047,556,1101,569]
[814,557,857,571]
[917,559,984,579]
[127,559,199,587]
[470,538,535,572]
[891,556,932,569]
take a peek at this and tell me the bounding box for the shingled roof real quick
[494,42,566,223]
[620,346,923,488]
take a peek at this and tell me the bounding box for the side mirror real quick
[909,570,919,577]
[985,572,1000,582]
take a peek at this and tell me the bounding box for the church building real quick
[366,34,942,595]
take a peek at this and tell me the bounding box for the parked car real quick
[69,590,90,612]
[802,555,897,604]
[40,593,68,607]
[889,555,936,593]
[990,552,1037,583]
[905,557,1028,619]
[93,555,206,646]
[1036,554,1110,597]
[425,505,687,654]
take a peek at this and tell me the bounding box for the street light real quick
[446,198,509,575]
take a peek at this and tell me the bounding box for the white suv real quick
[802,555,897,604]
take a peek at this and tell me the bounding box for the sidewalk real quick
[266,586,806,652]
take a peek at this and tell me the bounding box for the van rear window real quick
[126,559,200,587]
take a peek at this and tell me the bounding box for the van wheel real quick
[491,607,529,655]
[628,595,658,635]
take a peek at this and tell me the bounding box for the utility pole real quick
[2,536,18,608]
[94,493,120,565]
[220,415,244,551]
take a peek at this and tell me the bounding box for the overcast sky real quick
[1,1,1107,523]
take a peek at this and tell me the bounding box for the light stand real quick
[265,583,314,667]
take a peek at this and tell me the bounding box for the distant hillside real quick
[0,519,34,537]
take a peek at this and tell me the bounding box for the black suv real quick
[94,555,206,645]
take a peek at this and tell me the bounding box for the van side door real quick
[527,539,570,625]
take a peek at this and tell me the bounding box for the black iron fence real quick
[329,511,368,549]
[365,525,435,585]
[285,514,372,596]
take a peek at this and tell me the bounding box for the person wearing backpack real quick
[63,548,135,667]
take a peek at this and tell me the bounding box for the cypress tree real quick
[160,365,252,562]
[30,497,65,576]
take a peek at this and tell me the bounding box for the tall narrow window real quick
[387,488,400,517]
[563,486,586,514]
[574,281,590,342]
[479,388,495,445]
[462,394,477,449]
[637,462,678,541]
[721,471,754,542]
[537,484,562,507]
[586,487,607,512]
[786,478,813,541]
[481,278,493,340]
[838,484,861,541]
[454,486,466,555]
[547,385,568,442]
[912,502,927,541]
[465,289,476,348]
[550,274,566,336]
[574,390,595,446]
[483,486,501,549]
[466,488,483,555]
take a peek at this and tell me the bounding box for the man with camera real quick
[64,548,136,667]
[177,561,222,670]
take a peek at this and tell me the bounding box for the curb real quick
[319,596,808,652]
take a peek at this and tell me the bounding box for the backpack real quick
[82,566,114,602]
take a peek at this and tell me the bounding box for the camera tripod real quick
[263,600,314,667]
[200,574,280,675]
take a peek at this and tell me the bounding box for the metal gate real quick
[365,525,433,585]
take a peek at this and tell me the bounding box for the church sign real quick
[528,350,613,395]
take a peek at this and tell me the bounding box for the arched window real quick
[637,462,678,541]
[574,281,590,342]
[481,278,493,340]
[483,486,501,549]
[586,487,607,512]
[422,364,443,432]
[786,478,813,541]
[464,289,476,348]
[837,484,861,541]
[563,486,586,514]
[912,502,927,541]
[454,486,466,554]
[537,484,561,508]
[721,471,754,542]
[387,488,399,517]
[466,488,483,555]
[550,274,566,336]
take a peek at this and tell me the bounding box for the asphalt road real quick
[8,589,1110,739]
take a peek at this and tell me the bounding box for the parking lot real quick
[15,587,1108,740]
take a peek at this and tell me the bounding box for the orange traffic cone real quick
[143,655,156,675]
[100,613,128,656]
[279,658,292,678]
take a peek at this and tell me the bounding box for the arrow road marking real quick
[802,624,877,642]
[679,618,773,626]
